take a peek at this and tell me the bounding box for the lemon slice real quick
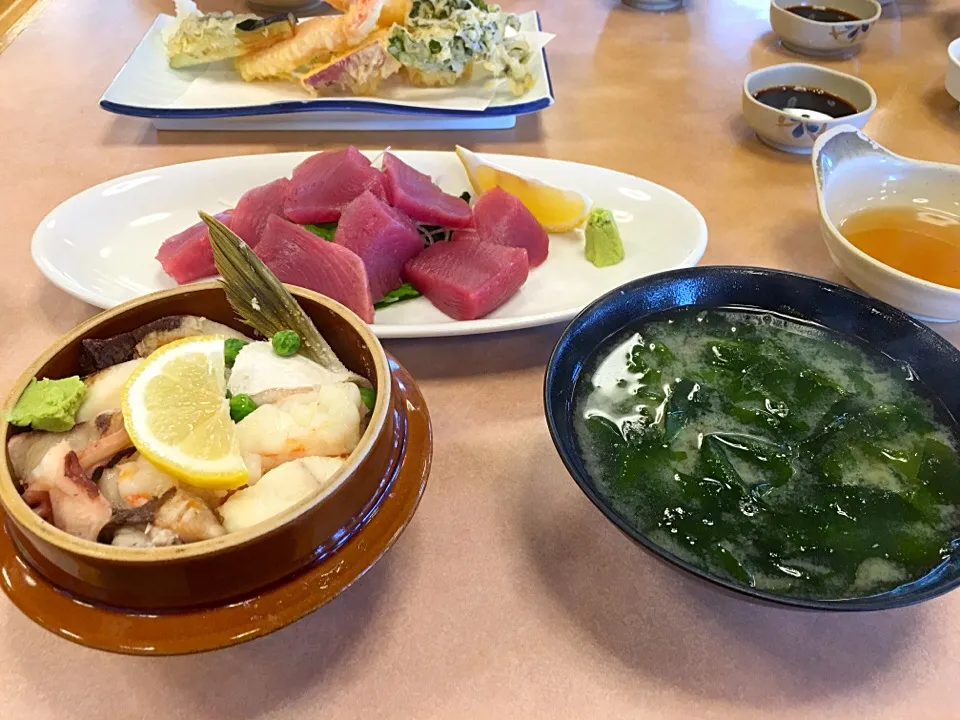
[455,145,593,233]
[122,336,248,490]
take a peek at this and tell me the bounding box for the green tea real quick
[574,308,960,599]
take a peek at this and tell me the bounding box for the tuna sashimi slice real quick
[334,190,425,302]
[404,237,528,321]
[284,147,387,224]
[230,177,290,247]
[451,228,480,243]
[156,210,233,284]
[472,187,550,267]
[382,153,473,229]
[255,215,375,323]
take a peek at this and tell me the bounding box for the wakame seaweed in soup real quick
[574,308,960,599]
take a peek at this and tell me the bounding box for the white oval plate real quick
[32,150,707,339]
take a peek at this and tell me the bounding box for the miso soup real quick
[574,308,960,599]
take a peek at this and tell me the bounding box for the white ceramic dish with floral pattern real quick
[742,63,876,154]
[770,0,881,57]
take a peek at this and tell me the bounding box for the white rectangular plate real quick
[150,111,517,132]
[32,150,708,339]
[100,11,554,126]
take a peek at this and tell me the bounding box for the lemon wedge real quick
[122,335,248,490]
[455,145,593,233]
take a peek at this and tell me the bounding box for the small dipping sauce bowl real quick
[947,38,960,108]
[812,125,960,322]
[770,0,882,56]
[742,63,876,154]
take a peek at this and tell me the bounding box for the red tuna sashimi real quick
[451,228,480,243]
[230,177,290,247]
[284,147,387,224]
[255,215,375,323]
[382,153,472,229]
[403,237,528,321]
[156,210,233,284]
[472,186,550,267]
[334,191,424,302]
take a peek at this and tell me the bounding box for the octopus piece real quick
[7,410,125,483]
[25,442,113,542]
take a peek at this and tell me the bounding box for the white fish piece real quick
[76,359,142,424]
[219,456,345,533]
[111,525,180,548]
[154,489,227,542]
[235,383,365,473]
[111,526,154,548]
[147,525,182,546]
[227,341,353,401]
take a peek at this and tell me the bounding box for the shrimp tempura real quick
[236,0,385,81]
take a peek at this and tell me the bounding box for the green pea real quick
[359,386,376,411]
[224,338,247,368]
[229,393,257,423]
[272,330,301,357]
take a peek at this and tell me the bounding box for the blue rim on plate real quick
[544,266,960,612]
[99,12,554,120]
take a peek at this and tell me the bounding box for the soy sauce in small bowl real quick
[769,0,882,58]
[753,85,858,119]
[786,5,861,22]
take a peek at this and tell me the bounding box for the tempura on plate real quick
[162,0,296,68]
[161,0,537,97]
[387,0,535,95]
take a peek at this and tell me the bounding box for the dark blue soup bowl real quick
[544,266,960,611]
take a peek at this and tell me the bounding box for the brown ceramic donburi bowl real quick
[0,282,394,611]
[0,356,431,655]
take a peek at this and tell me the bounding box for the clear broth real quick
[839,206,960,289]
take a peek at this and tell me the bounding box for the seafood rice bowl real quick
[1,219,397,610]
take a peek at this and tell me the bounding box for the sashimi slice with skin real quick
[254,215,375,323]
[334,190,425,302]
[382,153,473,229]
[284,147,387,224]
[156,210,233,284]
[230,177,290,247]
[471,186,550,268]
[404,237,529,321]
